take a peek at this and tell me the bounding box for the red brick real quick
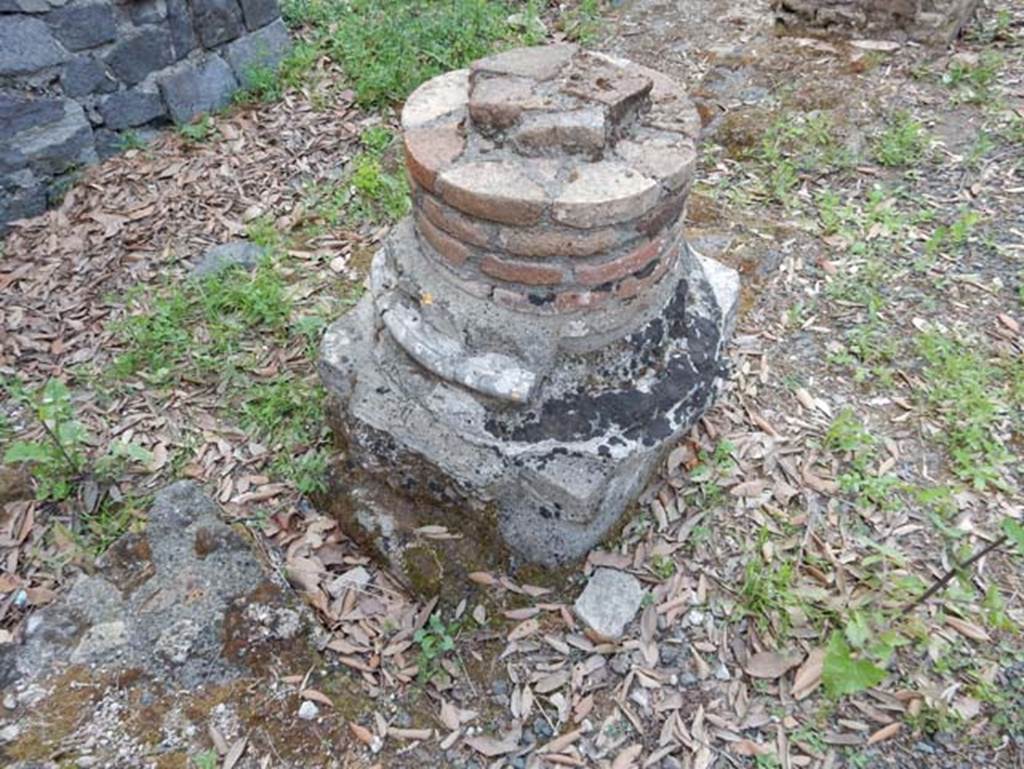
[554,289,609,313]
[437,160,547,226]
[511,107,606,157]
[401,69,469,129]
[575,237,663,287]
[419,194,493,248]
[415,212,471,268]
[552,161,660,229]
[617,138,696,192]
[497,224,620,258]
[468,75,537,131]
[404,124,466,193]
[562,51,653,127]
[615,248,674,300]
[481,254,565,286]
[471,43,577,82]
[636,191,686,238]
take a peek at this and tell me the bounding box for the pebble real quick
[532,716,553,740]
[714,663,731,681]
[298,701,320,720]
[686,609,705,626]
[2,694,15,710]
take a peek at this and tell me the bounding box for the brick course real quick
[576,237,663,288]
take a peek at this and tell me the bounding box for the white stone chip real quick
[298,700,320,720]
[573,568,644,640]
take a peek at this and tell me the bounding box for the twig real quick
[903,534,1007,613]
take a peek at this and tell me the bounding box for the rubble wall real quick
[0,0,290,232]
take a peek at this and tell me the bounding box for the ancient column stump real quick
[319,45,739,590]
[773,0,980,44]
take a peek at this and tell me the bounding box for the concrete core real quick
[318,45,739,590]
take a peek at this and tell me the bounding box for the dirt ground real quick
[1,0,1023,768]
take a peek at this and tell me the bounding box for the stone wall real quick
[0,0,291,232]
[773,0,980,43]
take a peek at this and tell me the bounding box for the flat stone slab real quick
[0,482,331,768]
[574,568,645,640]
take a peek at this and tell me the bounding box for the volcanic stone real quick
[105,27,174,86]
[223,18,292,87]
[0,16,69,76]
[159,56,239,123]
[46,1,117,51]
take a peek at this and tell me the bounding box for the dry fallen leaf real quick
[792,648,826,700]
[867,722,902,745]
[465,728,521,757]
[945,616,991,642]
[744,649,804,679]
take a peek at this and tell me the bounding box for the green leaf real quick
[1002,518,1024,556]
[108,441,154,465]
[3,441,53,464]
[822,631,886,698]
[844,611,871,650]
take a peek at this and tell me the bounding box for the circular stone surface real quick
[400,45,700,231]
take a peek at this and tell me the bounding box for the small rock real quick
[686,609,705,626]
[714,662,731,681]
[532,716,553,740]
[77,756,98,768]
[0,723,20,743]
[298,700,319,720]
[191,240,265,278]
[2,694,15,710]
[573,568,644,640]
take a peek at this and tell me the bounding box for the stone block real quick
[192,0,245,48]
[0,0,51,11]
[98,86,167,129]
[167,0,199,59]
[238,0,279,30]
[0,92,64,141]
[0,170,47,231]
[1,97,97,177]
[222,18,292,87]
[105,26,174,86]
[0,16,69,76]
[128,0,168,24]
[45,1,117,51]
[158,55,238,123]
[62,56,115,98]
